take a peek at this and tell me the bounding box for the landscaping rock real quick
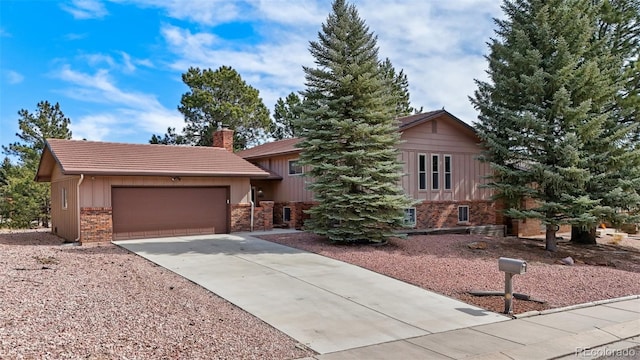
[559,256,574,266]
[467,241,488,250]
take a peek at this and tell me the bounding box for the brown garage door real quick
[112,186,229,240]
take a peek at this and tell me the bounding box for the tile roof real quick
[237,109,477,160]
[236,137,302,160]
[36,139,270,180]
[397,110,444,129]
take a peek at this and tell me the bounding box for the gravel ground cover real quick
[258,232,640,315]
[0,230,313,360]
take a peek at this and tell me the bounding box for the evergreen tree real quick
[270,92,303,140]
[149,127,186,145]
[471,0,630,251]
[297,0,413,244]
[1,164,46,228]
[175,66,271,151]
[571,0,640,243]
[1,101,72,228]
[3,101,72,168]
[379,57,421,117]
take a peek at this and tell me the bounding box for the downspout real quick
[249,186,254,232]
[74,174,84,242]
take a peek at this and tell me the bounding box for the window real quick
[444,155,452,190]
[431,154,440,190]
[288,159,303,175]
[62,188,68,209]
[418,154,427,190]
[283,207,291,222]
[403,208,416,227]
[458,205,469,223]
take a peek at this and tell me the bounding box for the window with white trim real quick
[283,206,292,222]
[62,188,68,210]
[431,154,440,190]
[418,154,427,190]
[288,159,303,175]
[444,155,452,190]
[458,205,469,223]
[403,208,416,227]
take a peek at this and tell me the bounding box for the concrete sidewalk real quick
[310,297,640,360]
[114,231,507,354]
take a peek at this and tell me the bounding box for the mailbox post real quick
[498,257,527,314]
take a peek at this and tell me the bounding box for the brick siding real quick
[414,200,497,229]
[273,202,315,229]
[231,202,274,232]
[273,200,497,230]
[80,207,113,243]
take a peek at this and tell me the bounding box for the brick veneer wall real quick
[273,202,316,229]
[414,200,497,229]
[273,200,498,230]
[80,207,113,243]
[230,202,274,232]
[254,201,273,231]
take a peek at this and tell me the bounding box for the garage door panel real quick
[112,187,228,240]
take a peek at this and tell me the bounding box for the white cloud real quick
[55,65,182,141]
[6,70,24,84]
[70,114,122,141]
[254,0,326,25]
[134,58,154,68]
[121,52,136,73]
[64,33,88,41]
[0,27,10,37]
[83,53,116,67]
[355,0,501,123]
[60,0,109,19]
[160,24,311,114]
[98,0,500,127]
[115,0,243,26]
[156,1,501,124]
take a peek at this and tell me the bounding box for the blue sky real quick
[1,0,502,153]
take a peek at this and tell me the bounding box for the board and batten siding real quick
[255,155,314,202]
[50,164,79,240]
[398,116,492,201]
[79,176,251,208]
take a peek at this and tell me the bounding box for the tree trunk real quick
[545,224,557,252]
[571,225,597,244]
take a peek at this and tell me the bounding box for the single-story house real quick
[35,129,276,244]
[237,109,505,232]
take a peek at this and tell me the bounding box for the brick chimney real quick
[213,128,234,152]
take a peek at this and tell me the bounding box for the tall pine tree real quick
[297,0,413,244]
[1,101,72,228]
[379,57,421,117]
[571,0,640,243]
[471,0,631,251]
[270,92,303,140]
[151,66,271,150]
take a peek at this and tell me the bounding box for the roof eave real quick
[241,149,302,160]
[59,170,270,178]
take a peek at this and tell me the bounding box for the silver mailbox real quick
[498,257,527,274]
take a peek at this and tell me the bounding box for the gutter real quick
[73,174,84,242]
[249,185,254,232]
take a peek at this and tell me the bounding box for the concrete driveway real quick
[114,231,507,354]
